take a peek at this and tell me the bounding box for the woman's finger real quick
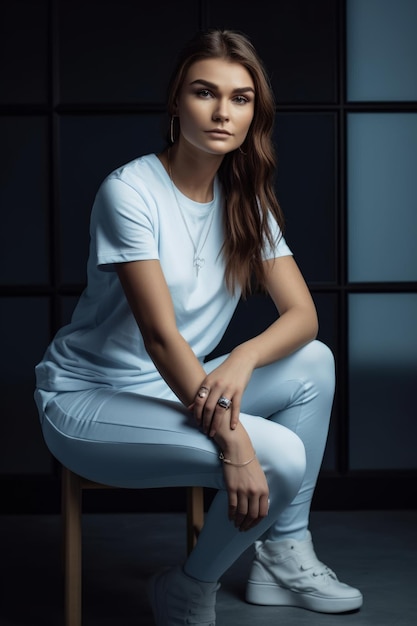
[191,384,211,426]
[234,497,249,529]
[230,399,240,431]
[228,491,238,522]
[207,393,234,437]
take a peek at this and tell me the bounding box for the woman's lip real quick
[205,130,232,136]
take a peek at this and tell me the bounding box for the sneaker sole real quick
[246,581,363,613]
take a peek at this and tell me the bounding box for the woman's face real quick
[175,58,255,156]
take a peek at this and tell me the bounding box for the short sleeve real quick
[91,176,159,270]
[262,211,293,260]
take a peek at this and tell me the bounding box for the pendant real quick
[194,256,205,276]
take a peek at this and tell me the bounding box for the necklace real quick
[167,151,216,277]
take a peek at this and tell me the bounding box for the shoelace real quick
[293,544,337,580]
[300,561,337,580]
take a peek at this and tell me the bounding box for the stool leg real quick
[62,467,82,626]
[186,486,204,554]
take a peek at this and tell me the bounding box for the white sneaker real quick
[149,565,219,625]
[246,532,363,613]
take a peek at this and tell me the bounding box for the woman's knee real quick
[303,340,334,374]
[298,340,335,395]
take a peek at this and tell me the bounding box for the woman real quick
[34,29,362,625]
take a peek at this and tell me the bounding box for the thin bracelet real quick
[219,451,256,467]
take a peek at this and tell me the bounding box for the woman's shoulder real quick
[105,153,165,191]
[91,153,167,222]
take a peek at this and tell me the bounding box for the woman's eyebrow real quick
[189,78,255,94]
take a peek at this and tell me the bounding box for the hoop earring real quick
[170,115,177,144]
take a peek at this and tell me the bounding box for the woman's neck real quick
[161,145,223,203]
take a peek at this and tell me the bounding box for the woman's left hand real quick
[190,346,255,437]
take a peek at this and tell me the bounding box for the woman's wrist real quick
[213,422,255,462]
[230,342,258,371]
[219,450,256,467]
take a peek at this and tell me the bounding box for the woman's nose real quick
[212,99,230,122]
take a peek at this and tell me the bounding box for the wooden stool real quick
[61,466,204,626]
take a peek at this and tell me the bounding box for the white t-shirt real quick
[35,154,292,398]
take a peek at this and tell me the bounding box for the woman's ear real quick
[173,91,181,114]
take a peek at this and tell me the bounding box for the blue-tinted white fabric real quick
[35,154,292,400]
[35,340,335,581]
[33,152,335,582]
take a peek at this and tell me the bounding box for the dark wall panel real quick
[61,296,80,326]
[0,116,49,285]
[208,0,338,103]
[59,0,199,103]
[274,113,337,283]
[0,0,48,104]
[0,298,52,474]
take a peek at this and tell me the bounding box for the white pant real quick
[36,340,334,581]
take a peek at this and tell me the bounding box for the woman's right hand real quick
[211,406,269,531]
[221,452,269,532]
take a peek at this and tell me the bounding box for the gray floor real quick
[1,510,416,626]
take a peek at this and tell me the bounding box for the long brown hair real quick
[166,29,284,296]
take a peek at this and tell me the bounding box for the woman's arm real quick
[235,254,318,368]
[116,259,205,406]
[116,258,269,530]
[192,255,318,434]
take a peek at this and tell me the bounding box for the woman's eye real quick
[197,89,212,98]
[234,95,249,104]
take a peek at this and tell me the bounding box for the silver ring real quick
[217,396,232,410]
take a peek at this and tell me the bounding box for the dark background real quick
[0,0,416,514]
